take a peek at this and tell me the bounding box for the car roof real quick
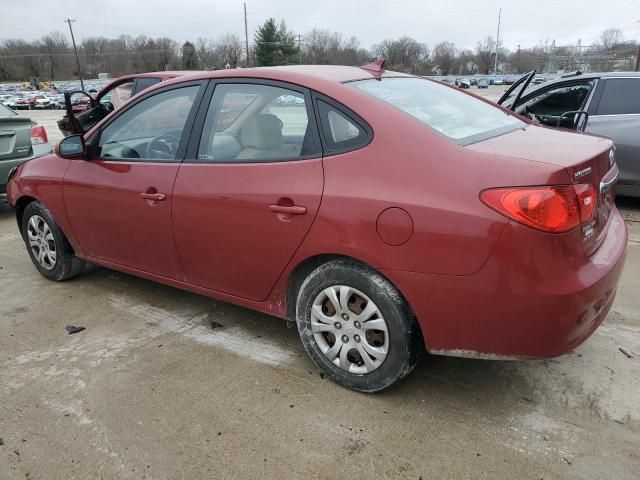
[167,65,410,85]
[522,71,640,96]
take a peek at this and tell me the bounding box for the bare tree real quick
[600,28,624,50]
[216,34,244,68]
[40,32,69,83]
[475,36,496,74]
[195,37,218,70]
[371,36,429,73]
[432,41,457,75]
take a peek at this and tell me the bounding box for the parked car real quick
[14,95,37,110]
[532,75,546,85]
[0,103,51,194]
[455,78,471,89]
[491,77,505,85]
[7,64,627,392]
[33,93,52,109]
[49,94,66,109]
[499,70,640,197]
[0,94,18,109]
[477,79,488,89]
[58,71,195,136]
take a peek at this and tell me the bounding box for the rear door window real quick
[196,83,319,163]
[596,78,640,115]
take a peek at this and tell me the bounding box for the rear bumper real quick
[383,208,628,359]
[0,143,52,193]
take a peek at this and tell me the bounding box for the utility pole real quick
[65,18,84,91]
[494,8,502,75]
[244,3,250,67]
[298,34,302,64]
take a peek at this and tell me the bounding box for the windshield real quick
[350,77,524,144]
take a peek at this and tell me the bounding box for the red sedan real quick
[6,64,627,392]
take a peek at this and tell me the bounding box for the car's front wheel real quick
[21,201,85,281]
[296,259,421,392]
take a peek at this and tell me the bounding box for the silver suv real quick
[500,71,640,197]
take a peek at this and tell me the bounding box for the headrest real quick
[240,114,283,150]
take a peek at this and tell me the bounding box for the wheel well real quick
[14,196,36,234]
[285,255,423,347]
[286,254,345,321]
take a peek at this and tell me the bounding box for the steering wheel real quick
[145,134,181,159]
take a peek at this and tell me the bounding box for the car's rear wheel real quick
[21,202,85,281]
[295,259,421,392]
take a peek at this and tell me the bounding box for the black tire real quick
[21,201,85,281]
[296,259,421,393]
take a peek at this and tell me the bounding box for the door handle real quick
[140,192,166,201]
[269,204,307,215]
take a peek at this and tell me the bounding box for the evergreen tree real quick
[254,18,299,66]
[181,41,198,69]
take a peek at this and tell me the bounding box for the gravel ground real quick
[1,85,639,479]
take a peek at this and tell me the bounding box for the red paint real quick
[6,66,628,359]
[63,160,185,280]
[172,160,323,301]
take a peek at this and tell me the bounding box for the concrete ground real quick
[1,98,639,480]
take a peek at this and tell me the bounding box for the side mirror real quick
[56,134,87,159]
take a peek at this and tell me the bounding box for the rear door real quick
[585,77,640,189]
[172,80,324,301]
[63,82,204,279]
[0,104,31,163]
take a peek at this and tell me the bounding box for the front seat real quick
[236,114,285,160]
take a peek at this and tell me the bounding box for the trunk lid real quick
[0,116,32,161]
[468,124,616,254]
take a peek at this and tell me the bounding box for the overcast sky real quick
[2,0,639,50]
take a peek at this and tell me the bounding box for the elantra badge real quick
[574,167,592,178]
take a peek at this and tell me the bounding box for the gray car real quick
[0,103,52,194]
[500,71,640,197]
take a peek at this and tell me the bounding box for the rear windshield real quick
[350,77,524,144]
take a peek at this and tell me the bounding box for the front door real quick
[64,84,202,280]
[172,81,324,301]
[512,80,595,129]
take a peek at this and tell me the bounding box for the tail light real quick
[480,184,596,233]
[30,125,48,145]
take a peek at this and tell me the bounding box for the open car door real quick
[497,70,536,108]
[57,77,136,137]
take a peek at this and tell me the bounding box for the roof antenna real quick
[361,59,386,73]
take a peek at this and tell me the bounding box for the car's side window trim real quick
[184,78,323,164]
[310,92,373,157]
[586,78,605,116]
[91,80,207,163]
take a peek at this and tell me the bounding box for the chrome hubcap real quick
[311,285,389,374]
[27,215,57,270]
